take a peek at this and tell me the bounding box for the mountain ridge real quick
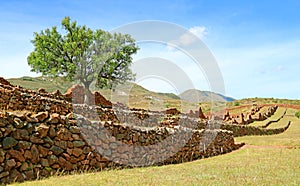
[179,89,235,103]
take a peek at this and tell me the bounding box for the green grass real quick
[236,109,300,147]
[8,76,74,93]
[12,148,300,186]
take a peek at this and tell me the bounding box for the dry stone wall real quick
[0,78,243,184]
[0,109,242,184]
[220,121,291,137]
[223,105,278,125]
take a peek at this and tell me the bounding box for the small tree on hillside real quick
[28,17,138,94]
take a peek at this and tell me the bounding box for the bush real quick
[234,102,240,106]
[295,111,300,119]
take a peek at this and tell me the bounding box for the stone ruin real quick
[223,105,278,125]
[0,77,243,184]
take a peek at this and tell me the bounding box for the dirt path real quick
[241,144,300,149]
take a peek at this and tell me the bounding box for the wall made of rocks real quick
[0,78,243,184]
[0,110,242,184]
[0,84,72,115]
[221,121,291,137]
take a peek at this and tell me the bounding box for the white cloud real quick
[189,26,208,40]
[167,26,208,50]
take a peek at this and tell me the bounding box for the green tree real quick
[27,17,138,92]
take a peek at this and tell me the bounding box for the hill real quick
[7,76,184,111]
[179,89,235,103]
[8,76,236,111]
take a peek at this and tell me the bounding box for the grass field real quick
[236,108,300,146]
[11,108,300,186]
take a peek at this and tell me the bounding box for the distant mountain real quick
[179,89,235,103]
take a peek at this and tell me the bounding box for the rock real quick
[25,115,39,123]
[0,171,9,179]
[38,145,49,157]
[50,146,64,156]
[18,141,32,149]
[57,128,72,141]
[83,146,91,154]
[9,150,25,162]
[58,157,72,170]
[43,136,54,146]
[40,158,49,167]
[0,118,9,127]
[48,155,58,165]
[12,129,29,140]
[30,136,44,144]
[64,84,85,104]
[73,140,85,148]
[72,134,80,140]
[165,108,180,115]
[66,148,73,155]
[94,91,112,107]
[133,133,139,143]
[48,113,61,124]
[35,123,49,138]
[48,127,56,138]
[32,112,49,122]
[0,149,6,163]
[13,117,26,129]
[30,144,40,164]
[72,148,83,157]
[20,162,29,171]
[3,126,13,137]
[24,170,35,180]
[9,169,25,182]
[109,142,118,149]
[198,107,207,119]
[24,150,32,160]
[0,77,12,86]
[38,88,46,94]
[62,153,71,160]
[2,137,18,149]
[5,159,16,169]
[56,141,68,150]
[52,164,60,169]
[69,126,81,134]
[53,89,61,96]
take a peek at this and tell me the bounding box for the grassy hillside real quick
[8,76,74,93]
[7,76,202,111]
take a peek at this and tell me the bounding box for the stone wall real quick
[0,109,242,184]
[0,78,243,184]
[220,121,291,137]
[0,83,72,114]
[223,105,278,125]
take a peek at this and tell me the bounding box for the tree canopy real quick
[28,17,138,90]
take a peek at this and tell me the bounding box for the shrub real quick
[234,102,240,106]
[295,111,300,119]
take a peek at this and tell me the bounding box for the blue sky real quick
[0,0,300,99]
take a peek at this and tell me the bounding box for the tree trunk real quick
[83,81,92,105]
